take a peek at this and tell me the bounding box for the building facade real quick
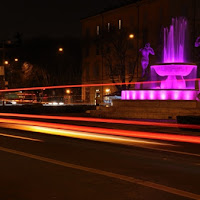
[81,0,200,104]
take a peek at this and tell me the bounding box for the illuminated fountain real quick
[122,17,198,100]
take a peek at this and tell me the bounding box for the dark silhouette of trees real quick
[3,36,81,89]
[5,61,51,88]
[99,26,137,92]
[18,37,81,85]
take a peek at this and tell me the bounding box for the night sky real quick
[0,0,124,40]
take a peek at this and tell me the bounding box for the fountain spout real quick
[163,17,187,63]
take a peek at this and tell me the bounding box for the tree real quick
[21,62,51,87]
[5,62,52,89]
[100,26,138,92]
[18,36,81,85]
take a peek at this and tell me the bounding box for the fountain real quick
[122,17,198,100]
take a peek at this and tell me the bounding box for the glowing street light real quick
[59,47,63,52]
[4,61,9,65]
[14,58,19,62]
[105,88,111,94]
[66,89,71,94]
[129,34,135,39]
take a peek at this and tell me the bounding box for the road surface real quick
[0,113,199,200]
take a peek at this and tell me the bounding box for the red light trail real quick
[0,117,199,144]
[0,113,199,130]
[0,78,199,92]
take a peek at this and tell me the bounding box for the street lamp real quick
[4,60,9,65]
[14,58,19,62]
[59,47,63,52]
[105,88,111,94]
[66,89,71,94]
[129,34,135,39]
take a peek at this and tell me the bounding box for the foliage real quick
[4,36,81,89]
[22,62,51,87]
[6,62,51,88]
[99,27,137,91]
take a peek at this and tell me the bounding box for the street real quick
[0,113,200,200]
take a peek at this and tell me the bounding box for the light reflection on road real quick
[0,113,199,130]
[0,117,199,144]
[0,122,173,148]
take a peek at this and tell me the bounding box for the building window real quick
[118,20,122,29]
[108,23,110,32]
[97,25,100,35]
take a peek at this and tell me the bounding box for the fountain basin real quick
[151,63,196,76]
[151,63,197,89]
[121,90,198,100]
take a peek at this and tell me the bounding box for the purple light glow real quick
[121,90,197,100]
[164,17,187,63]
[151,64,197,89]
[121,17,198,101]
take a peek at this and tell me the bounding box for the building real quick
[81,0,200,104]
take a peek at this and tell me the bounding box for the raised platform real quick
[90,100,200,120]
[121,90,198,100]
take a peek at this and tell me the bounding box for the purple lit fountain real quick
[152,17,196,90]
[122,17,198,100]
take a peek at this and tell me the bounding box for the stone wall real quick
[90,100,200,119]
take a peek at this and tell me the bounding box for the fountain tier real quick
[151,63,197,89]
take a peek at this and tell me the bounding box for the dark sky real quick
[0,0,123,40]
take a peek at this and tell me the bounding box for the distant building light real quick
[66,89,71,94]
[108,23,110,32]
[59,48,63,52]
[105,88,111,93]
[118,19,122,29]
[11,101,17,105]
[14,58,19,62]
[129,34,135,39]
[97,25,100,35]
[4,61,9,65]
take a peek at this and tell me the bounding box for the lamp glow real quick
[129,34,134,39]
[59,48,63,52]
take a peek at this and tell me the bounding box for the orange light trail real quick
[0,118,199,144]
[0,78,199,92]
[0,113,199,130]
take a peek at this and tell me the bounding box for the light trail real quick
[0,78,199,92]
[0,132,42,142]
[0,113,199,130]
[3,122,200,158]
[0,118,199,144]
[0,123,170,147]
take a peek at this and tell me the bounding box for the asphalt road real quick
[0,114,200,200]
